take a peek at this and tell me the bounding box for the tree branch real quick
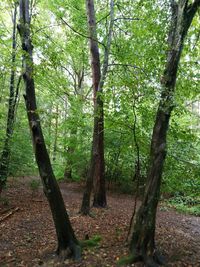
[187,0,200,18]
[60,17,106,49]
[114,17,141,22]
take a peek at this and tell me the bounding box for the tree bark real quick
[64,128,76,181]
[18,0,81,260]
[0,2,19,194]
[128,1,200,266]
[52,104,59,162]
[80,0,114,214]
[93,0,115,208]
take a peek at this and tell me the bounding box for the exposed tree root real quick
[93,203,107,208]
[56,243,81,261]
[79,209,95,218]
[118,250,165,267]
[117,254,142,266]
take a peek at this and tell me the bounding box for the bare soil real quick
[0,177,200,267]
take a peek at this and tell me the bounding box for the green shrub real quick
[167,195,200,216]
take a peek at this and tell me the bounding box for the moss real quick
[117,254,136,266]
[80,234,101,248]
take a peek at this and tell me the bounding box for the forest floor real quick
[0,177,200,267]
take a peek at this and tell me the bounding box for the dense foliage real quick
[0,0,199,208]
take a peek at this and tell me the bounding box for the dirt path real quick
[0,177,200,266]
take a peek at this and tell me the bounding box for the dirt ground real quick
[0,177,200,267]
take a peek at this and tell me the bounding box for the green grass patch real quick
[116,255,135,266]
[80,234,102,248]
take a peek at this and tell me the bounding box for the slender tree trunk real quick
[47,104,52,153]
[64,69,84,180]
[18,0,81,259]
[63,95,71,180]
[80,0,114,214]
[64,128,76,180]
[128,1,200,266]
[93,0,115,207]
[80,0,102,213]
[0,2,19,194]
[53,104,58,162]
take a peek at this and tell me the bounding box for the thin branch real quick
[114,17,141,21]
[113,23,132,36]
[60,17,106,49]
[85,85,93,99]
[34,24,62,34]
[171,154,199,166]
[61,65,77,91]
[108,63,149,78]
[108,63,140,69]
[97,12,110,24]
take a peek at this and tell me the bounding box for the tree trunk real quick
[128,1,200,266]
[0,2,19,194]
[63,95,72,180]
[80,0,114,214]
[93,0,114,208]
[64,69,84,181]
[53,104,59,162]
[47,104,52,153]
[18,0,81,260]
[80,0,104,213]
[64,128,76,181]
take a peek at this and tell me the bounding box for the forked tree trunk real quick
[18,0,81,260]
[0,2,19,194]
[128,1,200,266]
[80,0,114,214]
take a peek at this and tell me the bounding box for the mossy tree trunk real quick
[18,0,81,260]
[0,2,19,195]
[128,1,200,266]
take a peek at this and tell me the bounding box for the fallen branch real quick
[32,199,43,202]
[0,207,19,223]
[0,207,15,215]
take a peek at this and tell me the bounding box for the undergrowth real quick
[167,195,200,216]
[80,234,102,248]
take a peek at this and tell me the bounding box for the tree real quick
[80,0,114,214]
[18,0,81,259]
[127,1,200,266]
[0,1,20,194]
